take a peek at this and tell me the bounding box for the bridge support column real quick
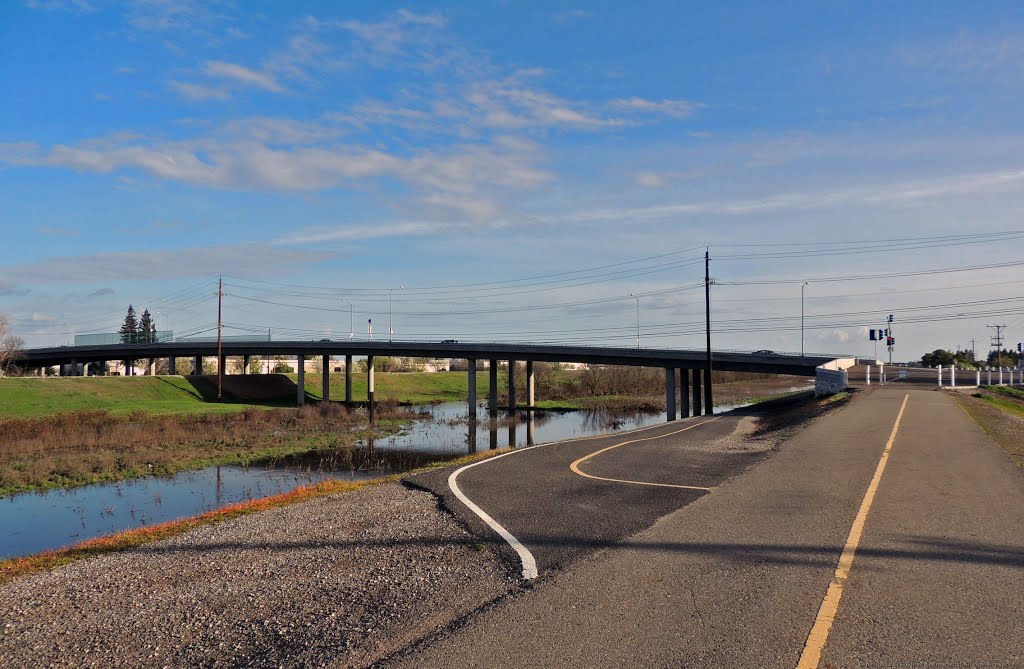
[665,368,677,421]
[526,360,535,408]
[193,356,202,376]
[168,355,176,375]
[368,355,375,424]
[218,354,226,377]
[488,360,498,415]
[148,358,156,376]
[680,370,690,418]
[704,366,713,416]
[69,359,78,376]
[321,355,330,401]
[467,358,477,418]
[692,367,703,416]
[242,355,250,375]
[345,355,353,402]
[296,354,305,407]
[508,360,517,412]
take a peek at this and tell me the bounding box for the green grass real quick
[978,394,1024,417]
[297,371,490,404]
[0,376,269,418]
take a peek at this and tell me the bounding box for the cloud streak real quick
[0,244,342,284]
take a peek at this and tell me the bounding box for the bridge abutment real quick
[296,354,305,406]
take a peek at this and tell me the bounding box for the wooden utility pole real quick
[704,249,713,414]
[217,275,223,402]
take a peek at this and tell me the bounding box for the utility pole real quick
[217,275,223,402]
[704,249,713,414]
[988,324,1007,367]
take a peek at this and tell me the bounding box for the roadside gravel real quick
[0,482,516,668]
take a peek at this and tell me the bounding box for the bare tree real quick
[0,315,26,375]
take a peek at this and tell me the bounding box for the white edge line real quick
[447,415,722,581]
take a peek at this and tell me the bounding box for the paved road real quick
[388,388,1024,668]
[406,412,766,577]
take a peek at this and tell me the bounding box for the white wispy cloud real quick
[168,80,230,100]
[611,97,699,118]
[25,0,93,12]
[565,167,1024,223]
[0,244,341,284]
[202,60,285,93]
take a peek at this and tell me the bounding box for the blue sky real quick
[3,1,1024,359]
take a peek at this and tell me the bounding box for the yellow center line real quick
[569,417,720,490]
[795,393,910,669]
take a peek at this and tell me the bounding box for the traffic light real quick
[886,336,894,346]
[869,329,877,341]
[888,314,894,322]
[1018,342,1022,353]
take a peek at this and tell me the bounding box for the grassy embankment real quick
[954,385,1024,470]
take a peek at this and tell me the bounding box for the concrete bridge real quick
[14,341,842,420]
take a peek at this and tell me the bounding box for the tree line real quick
[920,348,1021,368]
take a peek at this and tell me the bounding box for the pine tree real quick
[119,305,138,344]
[138,309,155,343]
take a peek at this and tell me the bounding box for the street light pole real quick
[630,293,640,349]
[801,281,808,357]
[341,299,352,341]
[389,286,404,342]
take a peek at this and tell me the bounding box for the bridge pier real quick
[368,355,375,424]
[680,370,690,418]
[296,354,305,406]
[218,354,226,377]
[488,360,498,415]
[193,356,202,376]
[242,355,250,375]
[467,358,477,418]
[168,355,176,375]
[704,366,713,415]
[148,357,156,376]
[692,367,703,416]
[508,360,517,411]
[665,367,677,421]
[345,355,353,402]
[526,361,535,408]
[321,355,330,401]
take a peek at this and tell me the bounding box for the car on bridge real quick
[753,349,777,355]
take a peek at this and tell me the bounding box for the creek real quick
[1,398,765,560]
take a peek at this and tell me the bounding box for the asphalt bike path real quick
[389,388,1024,668]
[405,412,762,577]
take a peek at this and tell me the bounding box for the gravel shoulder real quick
[0,482,516,669]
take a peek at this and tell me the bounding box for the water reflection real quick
[2,398,774,560]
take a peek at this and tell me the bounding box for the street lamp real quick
[801,281,809,357]
[630,293,640,349]
[389,286,404,342]
[341,299,353,341]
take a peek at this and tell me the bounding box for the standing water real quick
[0,398,770,560]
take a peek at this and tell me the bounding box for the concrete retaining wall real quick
[815,366,849,396]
